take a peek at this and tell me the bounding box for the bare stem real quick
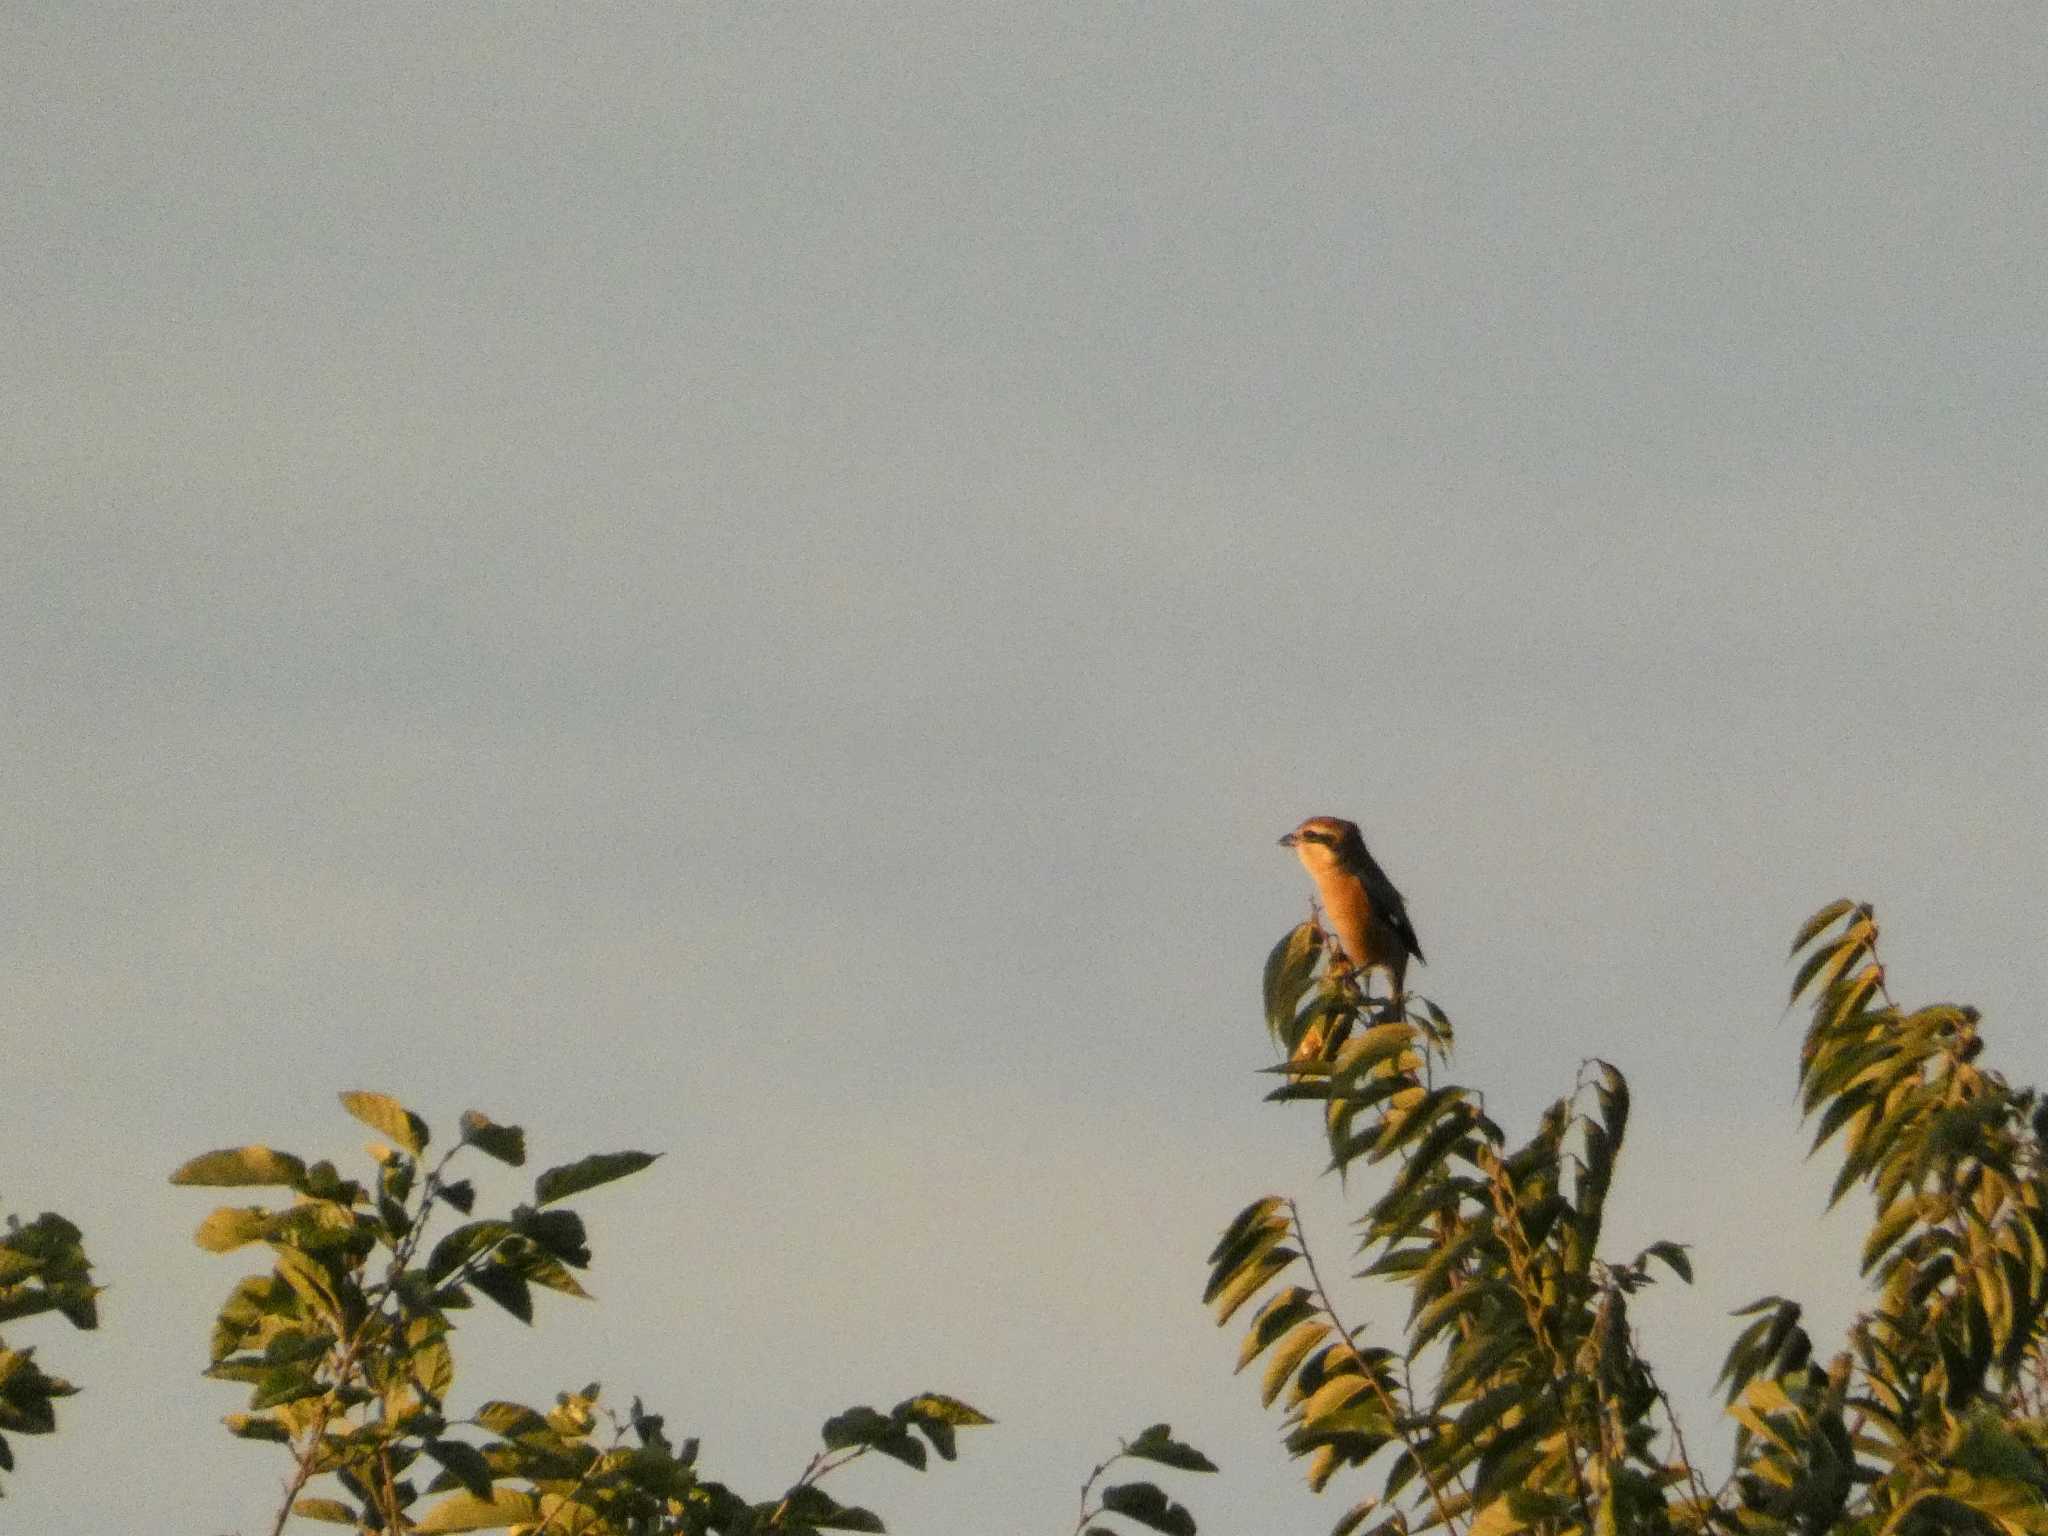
[1072,1445,1124,1536]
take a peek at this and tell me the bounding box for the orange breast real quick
[1318,876,1394,969]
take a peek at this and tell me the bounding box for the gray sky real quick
[5,6,2045,1532]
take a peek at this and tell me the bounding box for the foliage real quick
[1072,1423,1217,1536]
[173,1093,993,1534]
[1209,903,2048,1535]
[21,893,2045,1534]
[0,1206,97,1495]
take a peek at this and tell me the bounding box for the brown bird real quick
[1278,815,1425,1001]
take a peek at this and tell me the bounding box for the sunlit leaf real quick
[292,1498,358,1524]
[187,1206,272,1253]
[170,1147,308,1188]
[413,1486,541,1533]
[339,1092,429,1157]
[1261,1320,1332,1408]
[1789,899,1858,958]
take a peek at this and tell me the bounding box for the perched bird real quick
[1279,816,1425,1001]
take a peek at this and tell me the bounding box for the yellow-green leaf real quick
[413,1487,542,1533]
[340,1092,429,1157]
[170,1147,307,1188]
[194,1206,273,1253]
[292,1498,358,1524]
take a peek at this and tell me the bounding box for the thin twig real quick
[1072,1443,1124,1536]
[1287,1200,1461,1536]
[1647,1357,1720,1530]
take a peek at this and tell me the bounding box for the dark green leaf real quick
[425,1439,495,1499]
[469,1266,532,1324]
[459,1112,527,1167]
[781,1484,885,1532]
[251,1364,323,1411]
[1640,1241,1693,1284]
[1125,1423,1218,1473]
[1101,1480,1197,1536]
[426,1222,514,1283]
[533,1151,660,1206]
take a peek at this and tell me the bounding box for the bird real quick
[1278,815,1425,1003]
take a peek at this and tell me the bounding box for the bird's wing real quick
[1360,856,1425,963]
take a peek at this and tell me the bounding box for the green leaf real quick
[469,1266,532,1324]
[412,1487,541,1533]
[425,1439,495,1499]
[224,1412,292,1442]
[292,1498,359,1523]
[170,1147,308,1188]
[474,1400,558,1443]
[824,1404,927,1469]
[407,1330,456,1403]
[1639,1241,1693,1284]
[1125,1423,1218,1473]
[894,1392,991,1427]
[893,1393,993,1461]
[1262,1320,1331,1408]
[426,1221,514,1283]
[1204,1210,1290,1303]
[781,1484,886,1532]
[1207,1197,1286,1266]
[1235,1286,1315,1370]
[272,1247,344,1322]
[1860,1198,1922,1276]
[1789,899,1858,957]
[1265,923,1325,1042]
[251,1364,323,1410]
[459,1112,527,1167]
[516,1208,591,1267]
[533,1151,660,1206]
[1789,927,1871,1007]
[1210,1247,1297,1327]
[823,1404,894,1449]
[340,1092,429,1157]
[521,1256,592,1300]
[1101,1480,1198,1536]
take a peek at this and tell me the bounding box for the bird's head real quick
[1279,815,1364,873]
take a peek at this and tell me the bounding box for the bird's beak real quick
[1277,832,1298,847]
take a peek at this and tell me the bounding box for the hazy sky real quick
[6,7,2045,1532]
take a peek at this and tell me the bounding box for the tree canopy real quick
[9,899,2048,1533]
